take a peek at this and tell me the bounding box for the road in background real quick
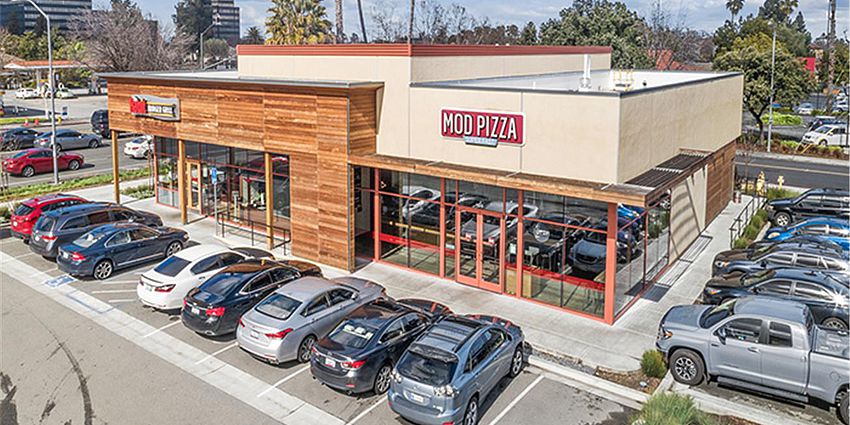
[2,89,106,121]
[735,153,849,190]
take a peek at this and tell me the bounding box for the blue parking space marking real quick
[44,274,77,288]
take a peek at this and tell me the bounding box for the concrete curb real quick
[671,384,816,425]
[737,150,849,166]
[529,357,648,410]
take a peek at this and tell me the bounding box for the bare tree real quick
[645,0,708,70]
[408,0,415,43]
[335,0,344,43]
[369,0,405,42]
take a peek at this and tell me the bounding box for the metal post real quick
[767,25,776,153]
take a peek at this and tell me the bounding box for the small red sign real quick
[441,108,524,145]
[129,96,147,114]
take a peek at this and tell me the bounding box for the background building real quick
[211,0,239,46]
[0,0,92,34]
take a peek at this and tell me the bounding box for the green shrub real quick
[760,113,803,126]
[640,350,667,379]
[733,237,750,249]
[633,393,715,425]
[0,205,9,224]
[755,209,768,222]
[0,168,150,203]
[750,214,764,230]
[743,223,760,240]
[121,184,154,199]
[765,187,800,201]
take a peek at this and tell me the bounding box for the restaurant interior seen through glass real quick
[153,137,291,238]
[353,167,671,320]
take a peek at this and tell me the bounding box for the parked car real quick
[712,244,850,277]
[1,127,39,150]
[508,212,590,273]
[460,201,539,255]
[569,222,637,274]
[802,124,848,147]
[55,88,76,99]
[388,314,525,425]
[311,298,449,394]
[237,276,386,364]
[29,203,162,258]
[2,148,84,177]
[766,188,850,227]
[395,298,454,318]
[400,185,441,221]
[833,100,849,113]
[57,223,188,279]
[9,193,87,242]
[714,237,849,276]
[138,244,274,310]
[656,297,849,424]
[701,268,849,329]
[124,135,152,159]
[747,234,846,255]
[794,102,814,115]
[35,129,101,151]
[15,87,37,99]
[91,109,110,137]
[182,259,322,337]
[409,193,488,229]
[763,217,850,251]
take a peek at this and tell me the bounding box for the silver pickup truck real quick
[657,296,849,423]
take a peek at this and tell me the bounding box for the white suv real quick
[802,124,848,147]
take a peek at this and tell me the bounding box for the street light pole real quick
[766,24,776,153]
[199,14,221,70]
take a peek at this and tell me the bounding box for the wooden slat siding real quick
[264,92,318,155]
[176,87,218,142]
[317,95,352,269]
[217,89,265,150]
[705,140,736,223]
[289,151,320,261]
[348,89,377,155]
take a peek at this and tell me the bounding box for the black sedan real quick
[701,268,850,329]
[746,234,845,255]
[311,298,449,394]
[56,223,188,280]
[182,259,322,337]
[1,127,39,150]
[711,244,850,277]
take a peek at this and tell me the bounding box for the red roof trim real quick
[236,44,612,57]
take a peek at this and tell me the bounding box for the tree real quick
[726,0,745,21]
[356,0,368,42]
[520,21,538,45]
[3,8,23,35]
[173,0,212,52]
[714,15,810,57]
[818,39,848,92]
[539,0,652,69]
[758,0,798,24]
[203,38,229,61]
[243,26,264,44]
[713,33,812,142]
[645,0,709,70]
[266,0,332,45]
[334,0,344,43]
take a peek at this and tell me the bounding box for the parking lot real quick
[0,235,635,425]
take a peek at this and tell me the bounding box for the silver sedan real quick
[35,129,101,151]
[236,276,386,364]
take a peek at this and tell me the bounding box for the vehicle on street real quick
[57,223,188,280]
[766,188,850,227]
[2,148,84,177]
[138,245,275,310]
[124,135,152,159]
[15,87,37,99]
[311,298,447,394]
[182,259,322,337]
[35,129,101,151]
[55,88,76,99]
[29,203,162,258]
[9,193,87,241]
[763,217,850,251]
[747,234,846,255]
[802,124,848,147]
[569,222,636,273]
[656,297,850,424]
[91,109,110,137]
[388,314,525,425]
[833,100,849,113]
[701,268,850,329]
[237,276,386,364]
[794,102,814,115]
[460,201,539,256]
[1,127,39,150]
[808,116,841,131]
[712,244,849,277]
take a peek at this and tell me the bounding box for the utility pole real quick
[335,0,343,43]
[826,0,836,112]
[767,24,777,153]
[408,0,415,44]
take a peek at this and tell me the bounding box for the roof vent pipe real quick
[579,54,592,92]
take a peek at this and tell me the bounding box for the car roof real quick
[218,258,284,275]
[346,299,411,326]
[416,315,486,353]
[42,202,114,218]
[23,193,82,206]
[792,217,849,227]
[759,244,846,258]
[733,297,809,323]
[274,276,338,301]
[172,244,231,261]
[805,188,849,196]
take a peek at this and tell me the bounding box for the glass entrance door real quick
[455,208,503,293]
[186,161,202,213]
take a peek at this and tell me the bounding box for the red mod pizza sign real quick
[441,108,525,146]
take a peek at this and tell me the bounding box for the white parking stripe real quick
[92,289,137,294]
[100,280,140,285]
[345,395,387,425]
[107,298,137,303]
[485,375,544,425]
[256,365,310,397]
[194,342,239,365]
[143,320,182,338]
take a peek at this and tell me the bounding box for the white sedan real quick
[15,88,37,99]
[124,135,152,159]
[137,244,274,310]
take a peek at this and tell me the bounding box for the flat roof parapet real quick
[236,43,613,57]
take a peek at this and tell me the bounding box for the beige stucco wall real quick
[407,87,621,183]
[617,75,743,183]
[410,53,611,83]
[669,166,708,260]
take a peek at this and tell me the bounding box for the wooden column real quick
[177,139,187,224]
[603,203,618,324]
[264,152,274,250]
[111,130,120,204]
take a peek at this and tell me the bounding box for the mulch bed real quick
[594,368,661,394]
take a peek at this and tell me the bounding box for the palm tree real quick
[243,26,265,44]
[356,0,368,43]
[726,0,745,21]
[266,0,332,45]
[334,0,343,43]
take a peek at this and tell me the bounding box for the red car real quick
[2,148,84,177]
[10,193,88,241]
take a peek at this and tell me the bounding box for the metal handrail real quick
[729,177,768,247]
[215,210,291,255]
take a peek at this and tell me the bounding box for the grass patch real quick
[120,184,154,200]
[640,350,667,379]
[632,392,715,425]
[760,113,804,126]
[0,168,150,203]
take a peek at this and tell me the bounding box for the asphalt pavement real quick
[735,152,849,190]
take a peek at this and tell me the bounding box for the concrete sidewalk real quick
[73,183,748,373]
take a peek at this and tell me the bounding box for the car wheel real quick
[93,260,114,280]
[820,140,828,147]
[373,363,392,395]
[297,335,316,363]
[21,165,34,177]
[670,349,705,386]
[773,212,792,227]
[88,139,100,149]
[509,347,524,378]
[68,159,80,170]
[839,391,849,425]
[54,144,63,152]
[822,317,848,330]
[463,396,479,425]
[165,241,183,257]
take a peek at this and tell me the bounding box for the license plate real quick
[408,392,425,403]
[145,285,154,292]
[191,307,200,315]
[324,357,336,368]
[250,330,259,339]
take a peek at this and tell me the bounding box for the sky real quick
[134,0,849,41]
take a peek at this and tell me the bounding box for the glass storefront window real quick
[354,167,375,261]
[155,155,178,207]
[614,204,648,315]
[380,194,409,268]
[646,194,671,279]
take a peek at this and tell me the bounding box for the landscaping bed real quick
[0,168,150,203]
[596,368,661,394]
[738,139,849,160]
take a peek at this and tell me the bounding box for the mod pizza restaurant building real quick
[103,44,743,324]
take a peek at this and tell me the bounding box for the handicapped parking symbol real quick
[44,274,76,288]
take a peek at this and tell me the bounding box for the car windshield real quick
[397,349,457,387]
[741,269,774,285]
[154,256,191,277]
[74,228,110,248]
[813,125,834,134]
[255,293,301,320]
[585,230,606,243]
[699,300,736,328]
[327,320,379,349]
[14,204,34,216]
[201,272,249,297]
[34,216,56,232]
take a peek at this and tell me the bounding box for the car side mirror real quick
[715,328,727,344]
